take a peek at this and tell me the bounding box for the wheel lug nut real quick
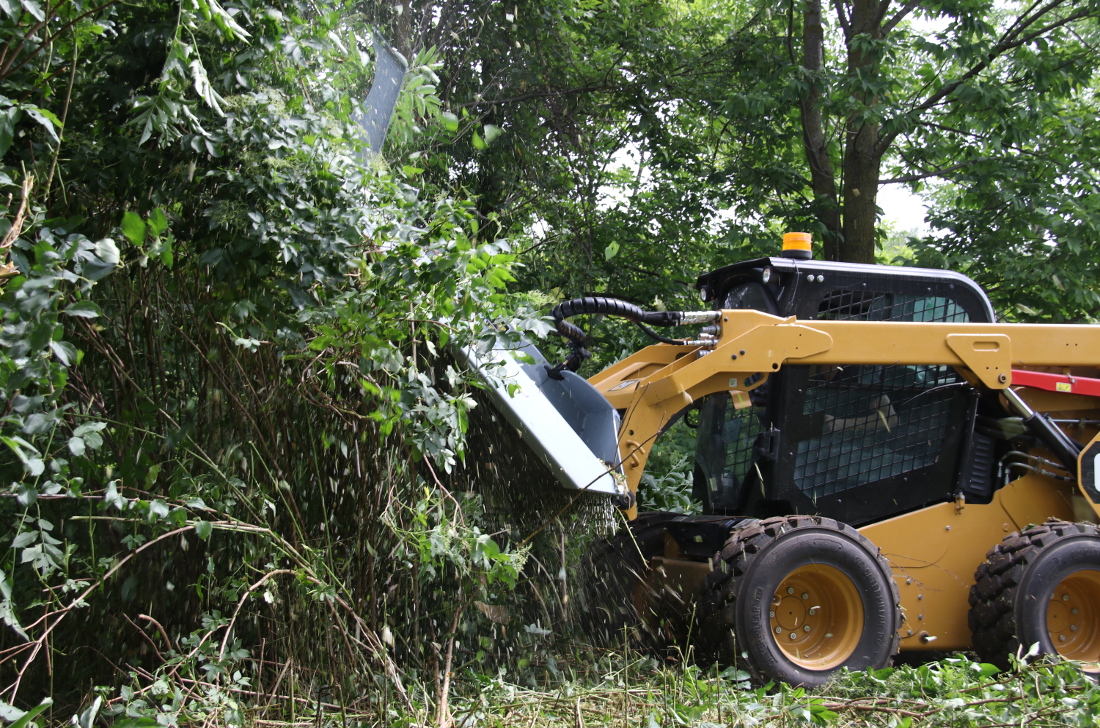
[769,610,775,617]
[775,626,782,634]
[1071,625,1078,632]
[789,632,797,640]
[802,593,809,600]
[803,625,811,632]
[1063,594,1070,602]
[787,587,795,595]
[1060,634,1067,642]
[1072,608,1080,615]
[808,608,817,616]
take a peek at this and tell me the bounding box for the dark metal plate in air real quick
[352,35,408,155]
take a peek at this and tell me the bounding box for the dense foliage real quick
[0,1,562,724]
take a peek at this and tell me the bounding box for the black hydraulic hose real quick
[547,296,693,377]
[635,322,689,346]
[550,296,687,347]
[1002,389,1083,474]
[554,318,588,347]
[1021,412,1083,472]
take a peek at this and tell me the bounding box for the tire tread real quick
[700,515,901,685]
[969,519,1100,669]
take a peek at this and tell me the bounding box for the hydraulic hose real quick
[550,296,686,347]
[1002,388,1083,474]
[547,296,719,377]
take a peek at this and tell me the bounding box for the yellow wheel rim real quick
[1047,569,1100,672]
[769,564,863,670]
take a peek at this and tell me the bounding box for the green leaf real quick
[441,111,459,131]
[50,340,76,366]
[147,498,169,520]
[1016,303,1038,316]
[73,421,107,437]
[23,105,59,143]
[18,0,42,21]
[94,237,120,267]
[604,240,620,260]
[0,0,17,18]
[0,107,21,158]
[0,577,27,641]
[147,208,169,236]
[203,0,250,40]
[11,531,35,549]
[74,696,102,728]
[120,212,146,247]
[194,520,213,540]
[472,131,486,150]
[17,483,37,504]
[482,123,502,144]
[63,301,101,318]
[104,481,126,511]
[189,57,226,114]
[68,436,85,457]
[9,697,51,728]
[158,237,174,268]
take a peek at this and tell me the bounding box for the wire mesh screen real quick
[695,392,766,509]
[793,292,969,500]
[695,281,775,510]
[817,291,969,322]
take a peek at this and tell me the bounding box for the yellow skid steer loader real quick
[463,234,1100,686]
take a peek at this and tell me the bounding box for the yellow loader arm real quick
[589,309,1100,519]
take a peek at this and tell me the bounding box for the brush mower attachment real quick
[458,298,719,508]
[457,334,631,507]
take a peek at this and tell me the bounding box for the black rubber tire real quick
[577,511,679,650]
[701,515,901,687]
[969,519,1100,672]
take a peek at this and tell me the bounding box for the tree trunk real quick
[394,1,413,57]
[838,0,889,264]
[798,0,842,260]
[840,122,881,263]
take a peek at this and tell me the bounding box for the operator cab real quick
[692,250,998,527]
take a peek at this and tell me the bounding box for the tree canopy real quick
[372,0,1100,321]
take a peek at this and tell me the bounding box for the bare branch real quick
[880,159,986,184]
[882,0,922,34]
[832,0,852,40]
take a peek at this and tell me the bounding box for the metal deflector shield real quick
[351,34,408,156]
[458,338,625,499]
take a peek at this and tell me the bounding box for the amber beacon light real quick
[782,232,813,259]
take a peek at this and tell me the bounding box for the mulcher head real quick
[451,332,630,536]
